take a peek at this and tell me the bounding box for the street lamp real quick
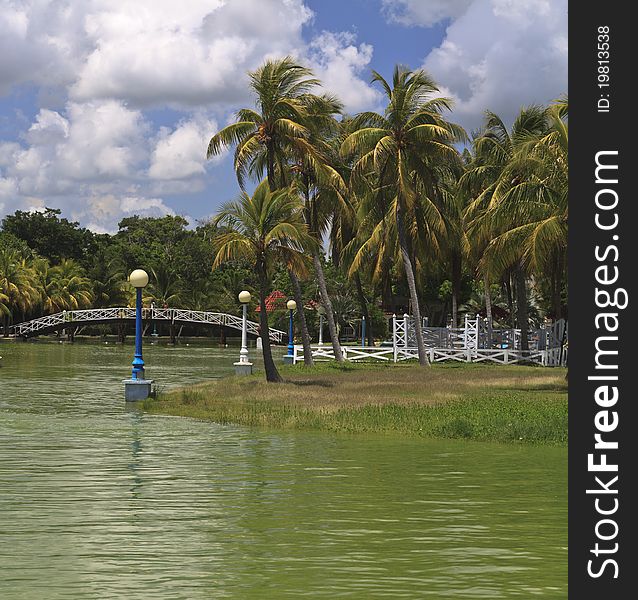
[317,305,325,346]
[151,301,158,338]
[284,299,296,364]
[123,269,154,401]
[234,290,253,375]
[361,315,366,347]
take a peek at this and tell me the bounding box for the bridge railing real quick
[10,307,285,343]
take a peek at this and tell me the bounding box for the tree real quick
[0,247,38,330]
[212,180,313,382]
[342,66,465,365]
[464,105,563,349]
[207,57,346,363]
[1,208,94,265]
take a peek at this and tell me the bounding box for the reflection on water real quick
[0,340,567,598]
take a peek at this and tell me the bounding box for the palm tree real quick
[146,264,183,307]
[464,104,561,350]
[0,248,39,328]
[212,180,314,382]
[49,259,94,311]
[207,57,345,363]
[342,66,465,365]
[207,57,319,191]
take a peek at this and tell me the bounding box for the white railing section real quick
[10,307,285,343]
[293,345,395,364]
[294,344,566,366]
[291,313,566,367]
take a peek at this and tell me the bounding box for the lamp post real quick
[317,305,325,346]
[361,315,366,347]
[123,269,154,401]
[151,301,158,338]
[234,291,253,375]
[284,299,296,364]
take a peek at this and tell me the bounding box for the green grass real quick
[141,361,568,445]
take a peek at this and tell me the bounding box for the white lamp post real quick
[235,290,253,375]
[317,305,325,346]
[123,269,154,401]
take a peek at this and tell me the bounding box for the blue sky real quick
[0,0,567,233]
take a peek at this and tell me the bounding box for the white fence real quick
[292,314,567,367]
[294,344,566,367]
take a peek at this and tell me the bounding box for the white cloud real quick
[307,32,381,113]
[71,0,313,108]
[421,0,567,132]
[149,116,219,181]
[0,101,204,232]
[382,0,473,26]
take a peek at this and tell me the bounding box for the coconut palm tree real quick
[464,104,561,349]
[207,57,345,363]
[212,180,314,383]
[0,248,38,334]
[341,66,465,365]
[146,264,183,307]
[48,259,94,311]
[0,248,39,328]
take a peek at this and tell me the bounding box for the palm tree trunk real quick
[266,146,276,191]
[515,265,529,353]
[451,254,461,329]
[311,251,344,363]
[354,273,373,346]
[505,275,514,328]
[483,272,493,347]
[258,269,282,383]
[396,201,428,366]
[289,270,314,366]
[552,251,564,320]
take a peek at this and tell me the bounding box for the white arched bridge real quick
[9,307,286,343]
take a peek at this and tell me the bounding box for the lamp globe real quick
[129,269,149,288]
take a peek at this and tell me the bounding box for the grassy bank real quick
[141,362,568,445]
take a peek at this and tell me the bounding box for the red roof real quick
[255,290,287,313]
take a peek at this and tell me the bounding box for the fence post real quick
[429,348,434,363]
[504,349,509,364]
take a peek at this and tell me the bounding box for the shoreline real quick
[141,362,568,446]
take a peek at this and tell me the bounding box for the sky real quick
[0,0,567,234]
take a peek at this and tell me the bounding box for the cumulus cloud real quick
[0,0,387,231]
[149,116,219,181]
[382,0,473,26]
[71,0,313,108]
[420,0,567,132]
[307,32,381,113]
[0,101,201,232]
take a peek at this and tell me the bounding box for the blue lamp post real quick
[361,315,366,347]
[284,299,296,364]
[123,269,153,401]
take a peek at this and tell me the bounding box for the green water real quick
[0,340,567,598]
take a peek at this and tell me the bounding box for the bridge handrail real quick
[9,307,285,342]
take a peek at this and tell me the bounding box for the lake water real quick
[0,340,567,598]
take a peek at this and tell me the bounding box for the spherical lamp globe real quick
[238,290,251,304]
[287,299,297,311]
[129,269,149,288]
